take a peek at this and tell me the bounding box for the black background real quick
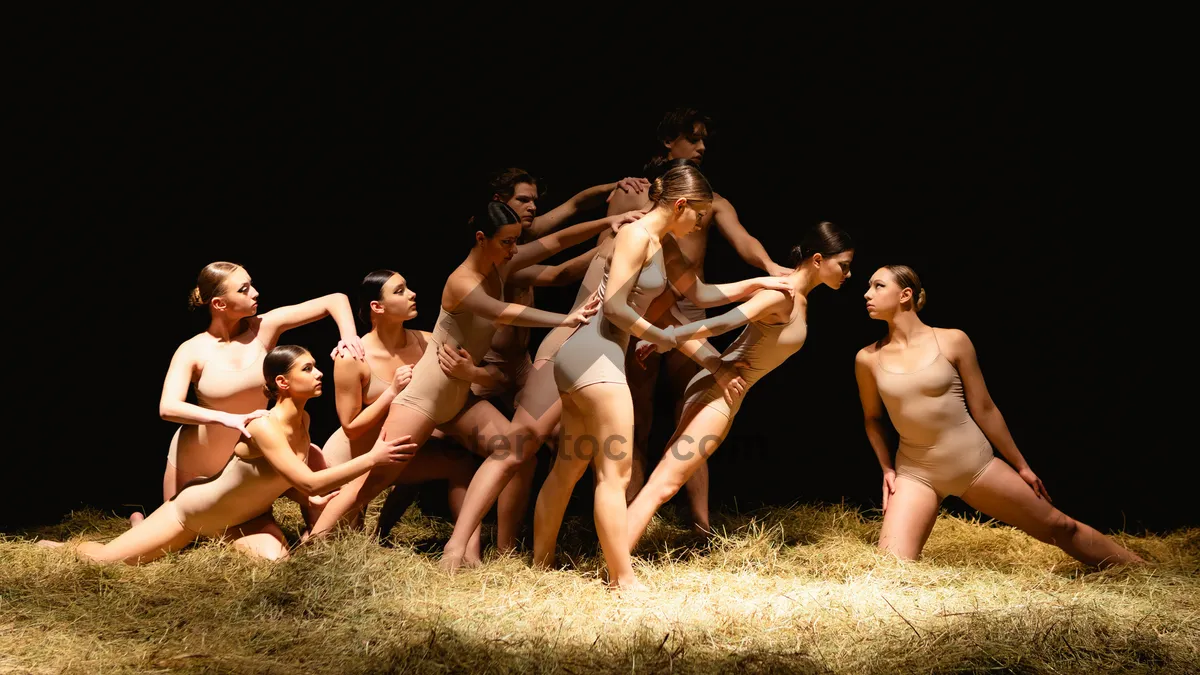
[11,7,1186,534]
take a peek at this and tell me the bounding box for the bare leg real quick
[437,399,538,572]
[583,383,640,589]
[624,345,661,503]
[627,405,731,550]
[228,513,291,561]
[663,349,709,533]
[493,365,564,553]
[532,392,593,569]
[961,459,1145,568]
[45,501,198,565]
[307,404,436,537]
[379,439,483,561]
[877,476,941,560]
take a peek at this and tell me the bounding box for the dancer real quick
[307,201,623,545]
[854,265,1144,567]
[39,345,417,564]
[532,162,793,589]
[607,108,791,531]
[158,262,364,502]
[443,169,646,550]
[625,222,855,549]
[318,270,483,555]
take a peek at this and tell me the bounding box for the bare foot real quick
[129,512,145,527]
[36,540,65,549]
[439,545,466,574]
[691,521,713,537]
[607,577,647,593]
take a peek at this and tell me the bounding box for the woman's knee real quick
[1039,510,1079,545]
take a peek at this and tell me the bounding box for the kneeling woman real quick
[39,345,416,564]
[854,265,1144,568]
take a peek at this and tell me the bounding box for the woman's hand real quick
[219,409,270,438]
[331,334,366,361]
[437,343,478,381]
[1018,466,1052,502]
[882,468,897,513]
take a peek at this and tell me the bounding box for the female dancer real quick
[39,345,417,564]
[531,162,793,589]
[308,202,625,544]
[625,222,855,549]
[159,262,364,501]
[317,270,484,555]
[855,265,1144,567]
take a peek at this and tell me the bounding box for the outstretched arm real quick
[529,177,649,237]
[254,417,414,496]
[506,210,644,273]
[507,246,599,288]
[711,194,792,276]
[257,293,362,357]
[671,289,794,342]
[447,275,597,329]
[661,235,793,308]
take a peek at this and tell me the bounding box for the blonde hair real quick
[189,262,242,311]
[884,264,927,311]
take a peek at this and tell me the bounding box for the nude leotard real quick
[682,302,808,420]
[394,276,503,424]
[167,337,268,474]
[170,441,308,536]
[319,356,401,467]
[470,284,534,410]
[871,331,994,500]
[553,244,668,394]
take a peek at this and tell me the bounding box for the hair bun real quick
[916,288,927,312]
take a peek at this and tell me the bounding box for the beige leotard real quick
[871,330,994,500]
[319,355,402,467]
[166,337,268,475]
[553,244,668,394]
[394,275,503,424]
[170,440,308,536]
[682,301,808,419]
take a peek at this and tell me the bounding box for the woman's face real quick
[215,267,259,317]
[864,267,910,319]
[669,198,711,237]
[477,223,522,265]
[375,273,418,321]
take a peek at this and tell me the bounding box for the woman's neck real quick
[886,311,928,347]
[270,397,305,427]
[462,247,496,276]
[789,265,821,297]
[206,314,245,342]
[371,321,408,354]
[637,208,674,240]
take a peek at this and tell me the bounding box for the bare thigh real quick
[877,476,942,561]
[960,459,1070,544]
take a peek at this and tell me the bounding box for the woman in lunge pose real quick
[854,265,1144,568]
[39,345,417,563]
[625,222,855,550]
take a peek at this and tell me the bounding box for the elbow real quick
[343,424,365,441]
[159,401,177,420]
